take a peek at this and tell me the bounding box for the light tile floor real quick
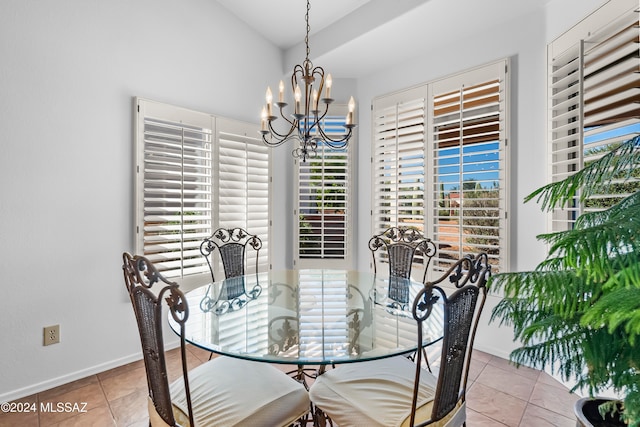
[0,345,579,426]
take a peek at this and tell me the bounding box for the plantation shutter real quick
[135,99,213,279]
[372,88,427,234]
[371,88,429,279]
[135,99,270,285]
[372,60,509,278]
[548,3,639,231]
[548,42,583,231]
[372,87,428,277]
[295,111,352,269]
[430,61,507,273]
[217,118,271,274]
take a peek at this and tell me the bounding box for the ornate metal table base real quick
[287,365,333,427]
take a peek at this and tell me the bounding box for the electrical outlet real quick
[43,325,60,346]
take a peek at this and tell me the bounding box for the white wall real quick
[0,0,282,401]
[546,0,607,41]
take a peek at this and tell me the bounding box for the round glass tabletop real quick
[169,269,444,366]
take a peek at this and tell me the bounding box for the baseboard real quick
[1,335,182,403]
[0,352,143,403]
[473,342,512,362]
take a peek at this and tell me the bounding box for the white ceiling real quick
[216,0,372,50]
[217,0,553,78]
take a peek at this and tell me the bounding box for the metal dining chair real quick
[309,253,490,427]
[199,227,263,359]
[122,253,310,427]
[369,226,437,283]
[200,227,262,283]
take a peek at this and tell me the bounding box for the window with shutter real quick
[135,99,270,283]
[217,118,271,275]
[135,100,213,279]
[548,2,639,231]
[372,60,509,277]
[430,64,507,273]
[295,110,353,269]
[372,89,429,278]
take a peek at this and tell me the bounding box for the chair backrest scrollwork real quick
[369,226,436,283]
[200,227,262,283]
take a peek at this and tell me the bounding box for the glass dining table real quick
[169,269,444,377]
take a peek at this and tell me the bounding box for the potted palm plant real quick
[490,135,640,426]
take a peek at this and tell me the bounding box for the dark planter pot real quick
[574,397,626,427]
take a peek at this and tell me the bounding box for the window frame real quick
[371,59,510,278]
[294,104,355,269]
[547,0,639,232]
[134,98,271,289]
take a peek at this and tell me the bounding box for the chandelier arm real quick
[292,65,304,85]
[312,66,325,102]
[267,119,298,140]
[312,101,330,125]
[264,135,304,150]
[261,133,288,147]
[317,127,353,148]
[307,107,327,141]
[275,104,298,128]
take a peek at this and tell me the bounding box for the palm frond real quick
[623,390,640,427]
[490,269,596,322]
[525,135,640,211]
[581,273,640,345]
[509,329,587,382]
[533,191,640,281]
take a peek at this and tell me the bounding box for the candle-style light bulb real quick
[294,85,302,114]
[346,96,355,126]
[266,87,273,116]
[278,80,285,103]
[261,106,268,131]
[325,74,332,99]
[312,89,318,111]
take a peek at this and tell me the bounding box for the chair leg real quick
[407,347,432,372]
[209,352,214,361]
[422,346,431,373]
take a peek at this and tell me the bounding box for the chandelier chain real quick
[305,0,311,61]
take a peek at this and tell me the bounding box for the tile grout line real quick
[96,371,118,426]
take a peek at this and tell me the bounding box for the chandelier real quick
[259,0,356,161]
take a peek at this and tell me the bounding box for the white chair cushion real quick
[309,356,438,427]
[168,356,309,427]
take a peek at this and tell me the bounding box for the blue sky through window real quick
[584,123,640,145]
[438,141,500,193]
